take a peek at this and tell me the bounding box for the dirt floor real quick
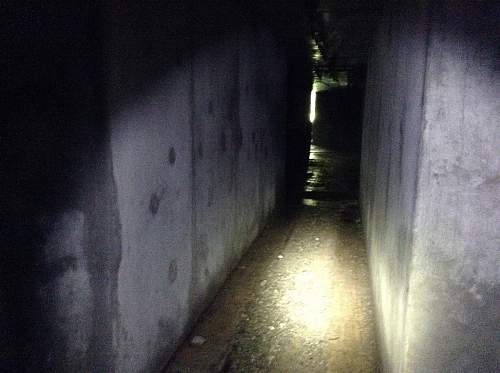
[164,146,380,373]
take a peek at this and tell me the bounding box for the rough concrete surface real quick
[361,1,500,371]
[406,2,500,371]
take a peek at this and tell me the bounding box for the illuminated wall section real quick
[405,1,499,371]
[361,1,500,372]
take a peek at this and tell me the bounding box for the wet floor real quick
[165,145,380,373]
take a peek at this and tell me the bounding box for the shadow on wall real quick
[2,3,118,371]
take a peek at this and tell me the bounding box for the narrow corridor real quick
[4,2,498,371]
[166,145,380,372]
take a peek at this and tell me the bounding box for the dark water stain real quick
[149,186,167,216]
[168,147,176,165]
[208,100,214,115]
[168,259,178,283]
[150,193,161,215]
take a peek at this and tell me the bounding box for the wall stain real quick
[149,187,167,216]
[168,259,178,283]
[168,147,176,165]
[150,193,161,215]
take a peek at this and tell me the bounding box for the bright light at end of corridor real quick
[309,87,317,123]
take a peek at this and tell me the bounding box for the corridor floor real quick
[165,146,380,373]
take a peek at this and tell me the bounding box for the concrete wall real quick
[2,2,305,371]
[361,1,500,372]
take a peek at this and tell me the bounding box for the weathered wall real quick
[2,2,305,372]
[361,1,500,372]
[106,2,194,372]
[189,3,286,319]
